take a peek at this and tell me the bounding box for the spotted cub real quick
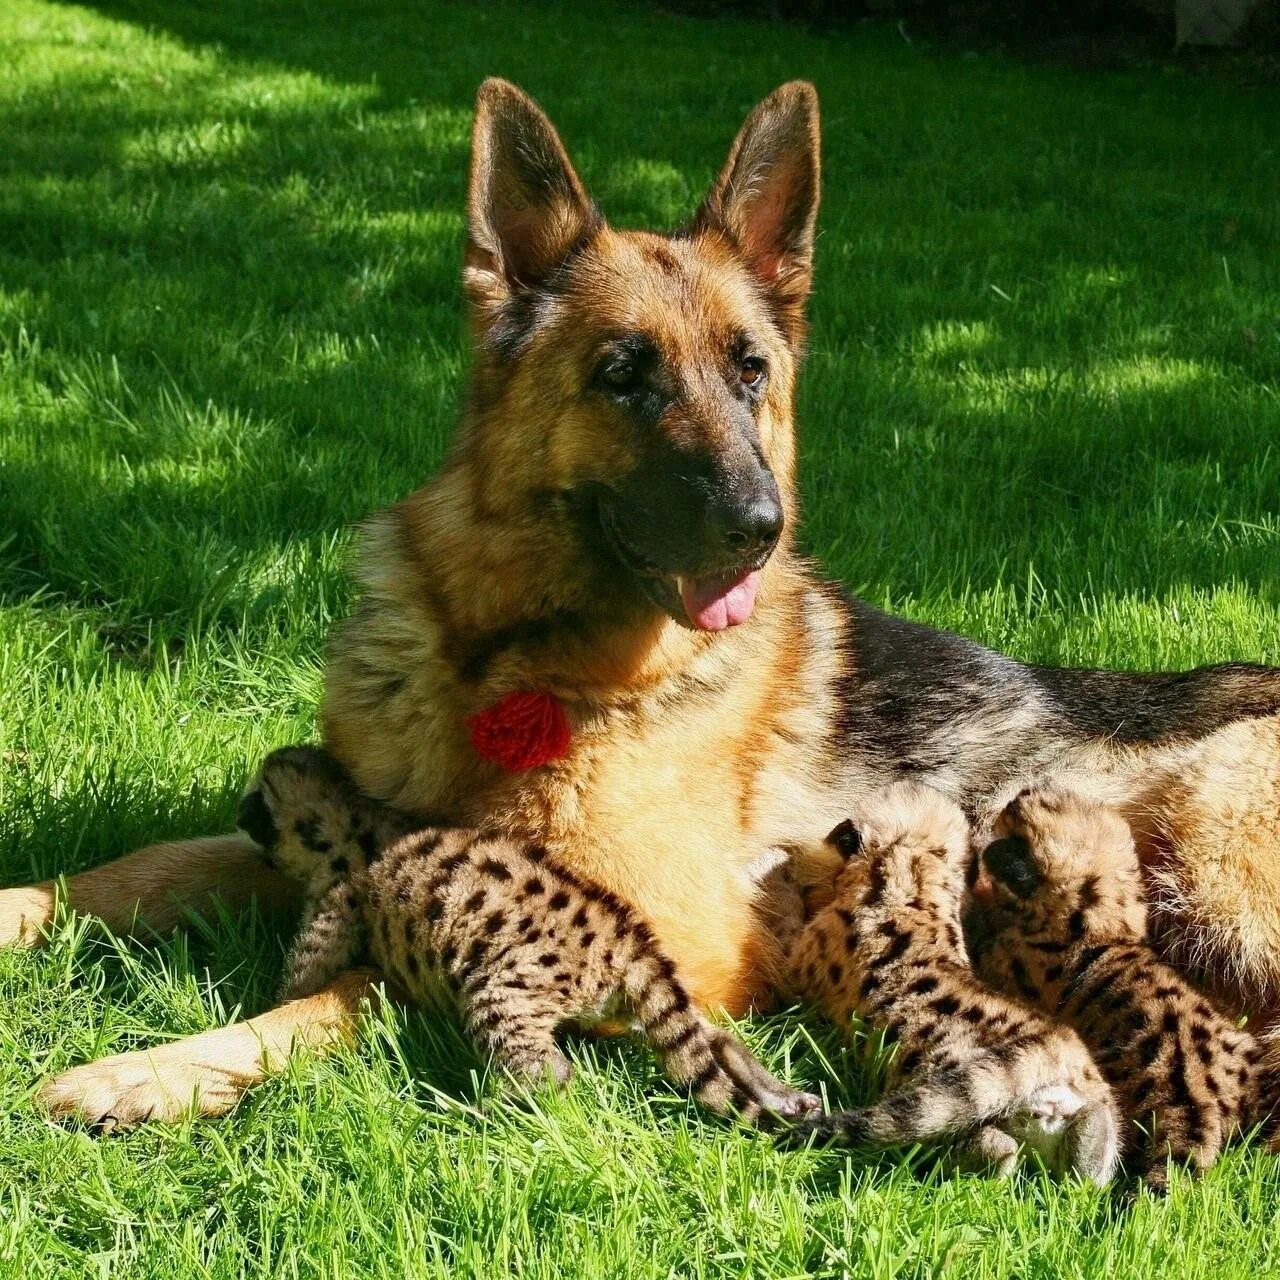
[237,745,819,1126]
[969,785,1279,1190]
[781,781,1119,1183]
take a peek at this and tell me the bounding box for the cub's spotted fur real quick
[782,782,1119,1183]
[238,745,819,1125]
[970,786,1280,1190]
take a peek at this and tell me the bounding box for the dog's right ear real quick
[464,79,601,326]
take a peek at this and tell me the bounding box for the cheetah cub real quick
[237,745,820,1126]
[781,781,1119,1183]
[969,785,1279,1191]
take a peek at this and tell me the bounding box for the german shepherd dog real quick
[13,80,1280,1128]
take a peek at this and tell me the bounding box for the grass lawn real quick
[2,0,1279,1274]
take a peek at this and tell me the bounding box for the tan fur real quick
[971,785,1279,1190]
[323,510,851,1016]
[1133,720,1280,1014]
[0,834,295,947]
[783,784,1119,1183]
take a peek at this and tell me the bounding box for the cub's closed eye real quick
[982,834,1043,898]
[827,818,862,859]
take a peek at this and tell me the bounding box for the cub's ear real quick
[825,818,863,860]
[237,786,279,852]
[464,78,602,325]
[693,81,821,345]
[982,835,1044,899]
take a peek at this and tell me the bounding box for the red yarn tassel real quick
[467,690,571,772]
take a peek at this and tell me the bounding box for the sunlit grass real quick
[1,0,1279,1275]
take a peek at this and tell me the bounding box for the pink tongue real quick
[679,569,761,631]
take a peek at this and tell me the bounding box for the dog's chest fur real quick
[320,513,866,1012]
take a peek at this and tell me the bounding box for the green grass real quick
[2,0,1279,1274]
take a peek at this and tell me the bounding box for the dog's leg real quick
[38,967,380,1130]
[0,832,298,947]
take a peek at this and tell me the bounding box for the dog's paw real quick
[38,1038,249,1132]
[0,884,56,948]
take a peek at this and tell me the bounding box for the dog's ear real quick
[693,81,820,345]
[465,79,601,324]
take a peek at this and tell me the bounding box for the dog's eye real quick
[740,357,766,388]
[601,360,641,393]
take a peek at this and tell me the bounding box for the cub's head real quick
[459,78,820,632]
[972,785,1147,947]
[821,782,971,912]
[238,745,372,887]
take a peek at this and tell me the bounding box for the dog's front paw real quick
[0,884,56,948]
[38,1036,250,1132]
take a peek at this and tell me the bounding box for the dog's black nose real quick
[718,493,784,558]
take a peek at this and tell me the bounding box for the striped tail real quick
[778,1069,1120,1185]
[620,944,820,1127]
[777,1067,977,1150]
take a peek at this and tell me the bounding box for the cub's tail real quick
[778,1064,1119,1186]
[777,1067,977,1150]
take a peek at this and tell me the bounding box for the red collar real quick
[467,690,571,772]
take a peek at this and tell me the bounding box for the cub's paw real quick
[237,745,354,857]
[705,1032,822,1128]
[755,1085,824,1127]
[945,1124,1021,1178]
[500,1045,576,1092]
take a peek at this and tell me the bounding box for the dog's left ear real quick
[693,81,820,345]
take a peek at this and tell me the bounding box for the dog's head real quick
[459,78,820,632]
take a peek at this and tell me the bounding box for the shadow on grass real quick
[0,10,1266,636]
[0,0,1269,640]
[0,767,252,879]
